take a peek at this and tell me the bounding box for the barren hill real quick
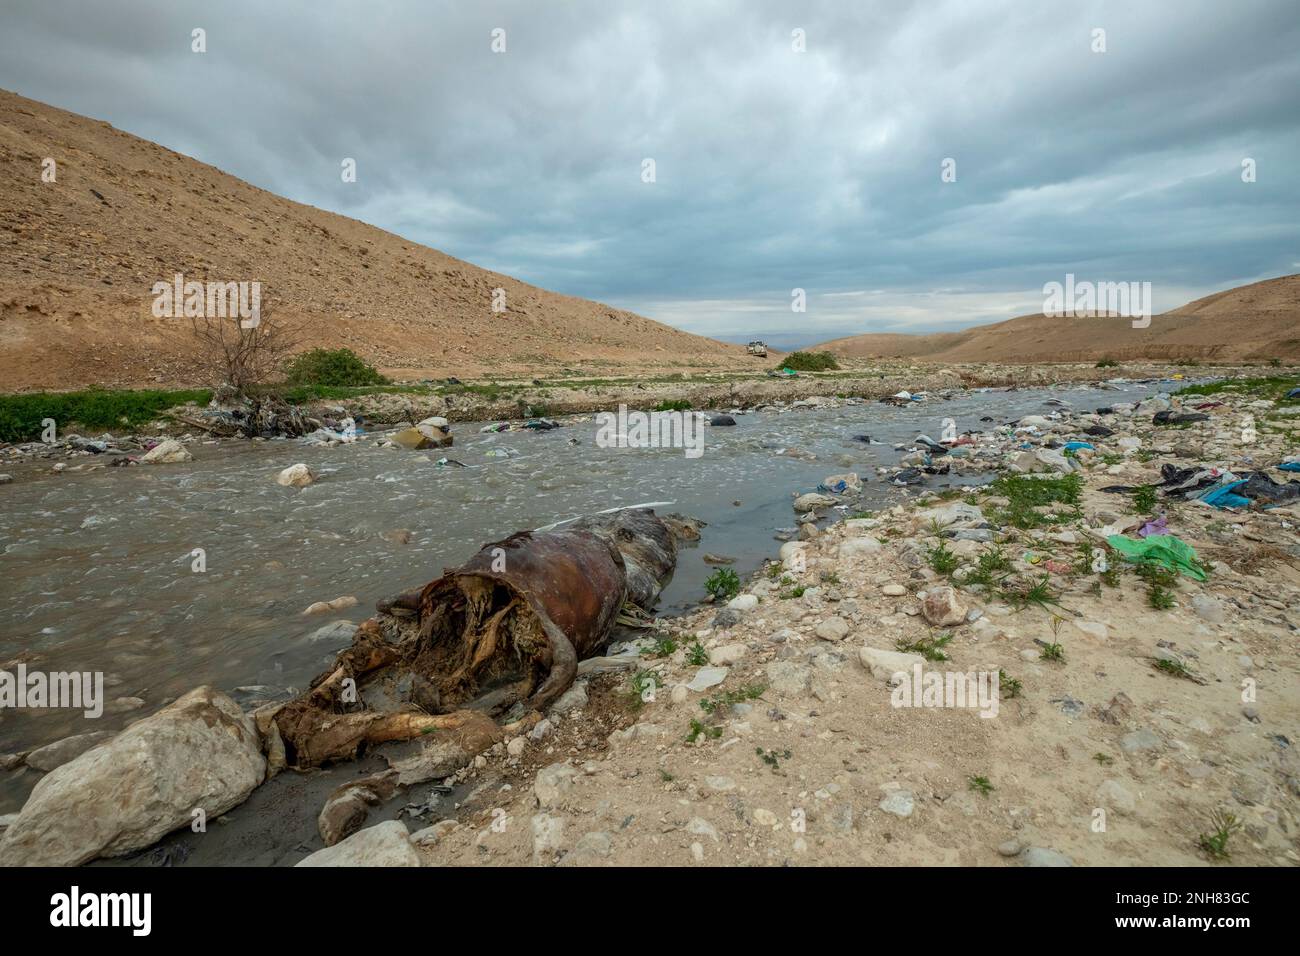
[0,89,751,391]
[816,274,1300,364]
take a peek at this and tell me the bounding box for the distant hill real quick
[814,274,1300,364]
[0,89,751,391]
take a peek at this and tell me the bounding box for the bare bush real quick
[188,299,295,395]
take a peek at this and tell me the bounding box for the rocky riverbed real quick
[1,373,1297,865]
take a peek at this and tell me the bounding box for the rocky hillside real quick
[816,274,1300,365]
[0,89,751,391]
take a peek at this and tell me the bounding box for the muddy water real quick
[0,381,1165,813]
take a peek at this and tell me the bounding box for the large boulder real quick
[391,424,453,450]
[793,492,837,513]
[276,463,314,487]
[0,687,266,866]
[141,439,192,464]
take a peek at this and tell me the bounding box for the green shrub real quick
[283,348,388,387]
[704,568,741,601]
[0,388,212,442]
[780,351,838,372]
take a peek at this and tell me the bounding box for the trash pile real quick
[175,394,313,439]
[868,381,1300,512]
[1103,463,1300,510]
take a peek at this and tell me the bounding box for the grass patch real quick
[987,473,1083,528]
[1132,485,1158,514]
[968,775,995,796]
[1173,375,1300,403]
[625,669,661,710]
[756,747,792,771]
[926,540,959,575]
[1152,657,1200,681]
[0,388,214,442]
[1197,809,1242,861]
[966,546,1014,588]
[648,636,678,658]
[685,719,722,744]
[1001,574,1061,612]
[698,684,767,715]
[896,633,953,662]
[998,671,1022,699]
[653,399,692,412]
[685,640,710,666]
[704,568,741,601]
[1137,564,1179,610]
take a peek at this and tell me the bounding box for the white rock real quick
[687,817,719,841]
[686,667,729,692]
[276,463,314,487]
[296,820,419,867]
[878,790,915,818]
[1073,620,1109,642]
[550,682,589,715]
[532,814,565,862]
[727,594,759,612]
[794,492,837,512]
[838,536,882,559]
[141,439,191,464]
[607,723,664,748]
[779,541,809,571]
[711,643,747,664]
[1191,594,1226,624]
[1096,779,1136,815]
[858,647,924,683]
[815,617,850,642]
[534,762,577,808]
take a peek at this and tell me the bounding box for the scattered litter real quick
[1106,534,1208,581]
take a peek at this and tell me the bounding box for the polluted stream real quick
[0,380,1167,860]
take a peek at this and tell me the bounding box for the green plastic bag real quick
[1106,534,1208,581]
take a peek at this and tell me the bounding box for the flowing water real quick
[0,380,1166,812]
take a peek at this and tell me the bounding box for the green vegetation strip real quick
[0,389,213,443]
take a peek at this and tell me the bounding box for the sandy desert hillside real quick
[817,274,1300,364]
[0,89,751,391]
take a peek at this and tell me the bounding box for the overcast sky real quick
[2,0,1297,340]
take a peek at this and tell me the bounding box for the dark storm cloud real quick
[1,0,1297,338]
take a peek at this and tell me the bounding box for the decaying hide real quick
[271,509,699,773]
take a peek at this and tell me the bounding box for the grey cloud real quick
[1,0,1296,337]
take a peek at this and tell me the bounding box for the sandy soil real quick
[398,389,1300,867]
